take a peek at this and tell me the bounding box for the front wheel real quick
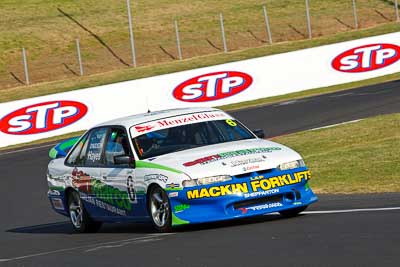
[279,206,308,218]
[68,191,102,233]
[148,186,172,233]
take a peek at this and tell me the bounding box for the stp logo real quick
[332,43,400,73]
[173,71,252,102]
[0,100,88,135]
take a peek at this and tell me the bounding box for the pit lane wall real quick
[1,32,400,148]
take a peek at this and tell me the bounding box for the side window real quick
[66,134,88,165]
[105,128,130,166]
[76,136,90,165]
[85,128,108,167]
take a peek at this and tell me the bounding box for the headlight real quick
[182,175,232,188]
[277,160,305,171]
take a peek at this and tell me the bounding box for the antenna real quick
[146,96,151,113]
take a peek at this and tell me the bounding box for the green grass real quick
[273,113,400,194]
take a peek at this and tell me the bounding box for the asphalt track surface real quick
[0,80,399,266]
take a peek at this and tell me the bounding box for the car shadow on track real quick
[6,214,302,235]
[6,221,155,234]
[174,213,300,233]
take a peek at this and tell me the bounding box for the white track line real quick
[328,92,354,98]
[302,207,400,214]
[274,100,298,106]
[0,143,57,156]
[85,237,163,253]
[309,119,362,131]
[0,233,174,262]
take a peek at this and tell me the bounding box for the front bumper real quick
[169,167,318,226]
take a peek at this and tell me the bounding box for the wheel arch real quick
[64,187,76,214]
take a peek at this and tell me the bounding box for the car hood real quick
[144,138,303,179]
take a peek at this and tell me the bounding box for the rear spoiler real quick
[49,136,80,159]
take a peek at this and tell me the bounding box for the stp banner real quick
[1,32,400,148]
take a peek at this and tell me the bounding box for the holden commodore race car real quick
[47,107,318,233]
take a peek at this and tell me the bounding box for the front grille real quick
[233,194,283,210]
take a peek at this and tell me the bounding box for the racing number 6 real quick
[226,119,237,127]
[127,176,136,202]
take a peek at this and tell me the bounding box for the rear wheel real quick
[68,191,102,233]
[148,186,172,233]
[279,206,308,218]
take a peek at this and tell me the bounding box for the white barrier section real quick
[1,32,400,148]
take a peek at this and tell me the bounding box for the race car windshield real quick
[132,119,255,159]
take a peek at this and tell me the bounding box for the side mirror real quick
[252,129,265,139]
[114,155,136,168]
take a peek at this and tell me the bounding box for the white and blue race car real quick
[47,107,317,232]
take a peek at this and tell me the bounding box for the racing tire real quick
[148,186,172,233]
[68,191,102,233]
[279,206,308,218]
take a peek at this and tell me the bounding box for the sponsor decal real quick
[48,189,61,196]
[131,112,228,135]
[304,182,310,191]
[82,191,129,216]
[244,188,279,199]
[51,198,64,210]
[186,170,310,200]
[230,156,266,167]
[332,43,400,73]
[173,71,253,102]
[166,183,180,189]
[0,100,88,135]
[135,125,155,133]
[183,147,281,167]
[174,204,190,213]
[72,168,92,194]
[169,192,179,198]
[71,168,133,215]
[90,180,132,214]
[144,174,168,183]
[245,202,283,213]
[243,165,260,172]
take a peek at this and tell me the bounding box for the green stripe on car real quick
[172,213,190,226]
[136,161,182,174]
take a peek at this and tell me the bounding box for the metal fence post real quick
[76,39,84,76]
[174,20,183,60]
[395,0,399,21]
[126,0,137,67]
[352,0,359,29]
[22,48,30,85]
[219,13,228,53]
[263,5,273,44]
[305,0,312,39]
